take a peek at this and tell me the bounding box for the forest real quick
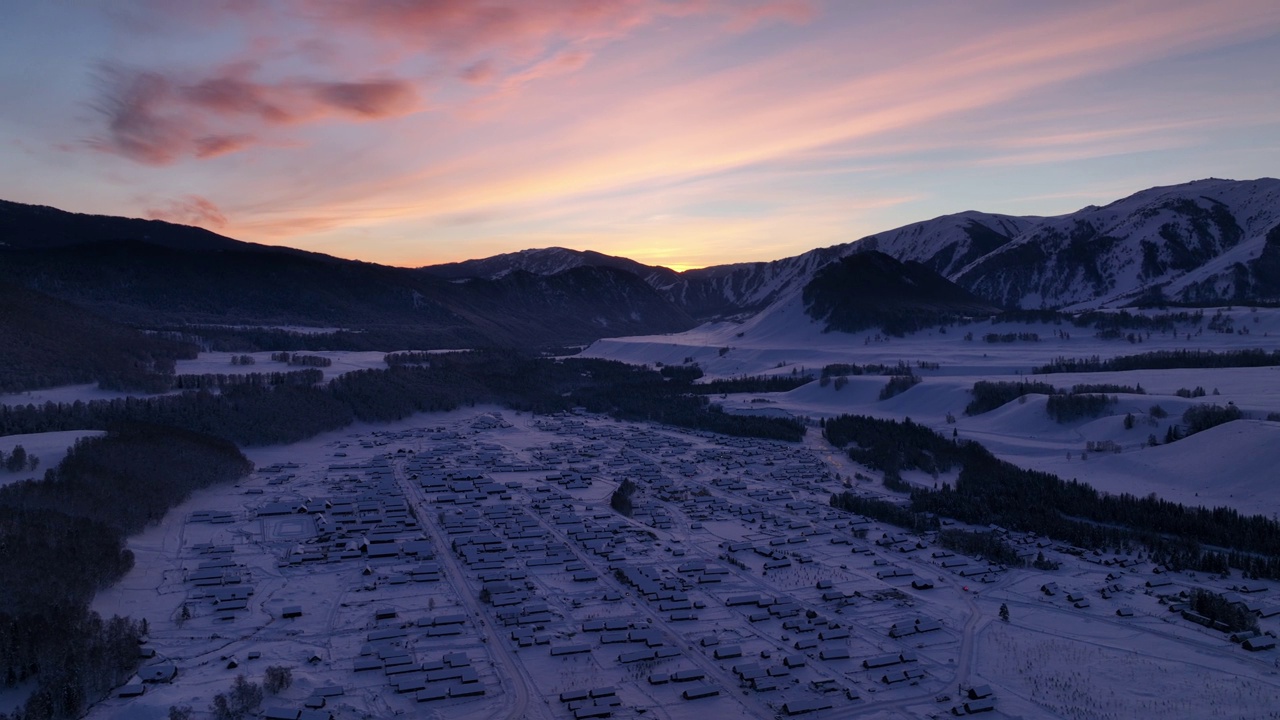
[823,414,1280,579]
[686,374,813,395]
[965,380,1058,415]
[0,351,806,446]
[0,282,197,395]
[0,425,252,720]
[1044,393,1116,423]
[935,529,1025,568]
[1033,348,1280,374]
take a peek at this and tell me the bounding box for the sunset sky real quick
[1,1,1278,270]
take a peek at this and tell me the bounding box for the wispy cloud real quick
[144,194,229,228]
[6,0,1275,268]
[90,64,419,164]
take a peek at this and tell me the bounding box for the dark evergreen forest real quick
[0,426,252,720]
[825,414,1280,579]
[0,352,806,445]
[1034,348,1280,374]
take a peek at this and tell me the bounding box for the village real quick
[85,405,1280,720]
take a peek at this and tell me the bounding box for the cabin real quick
[139,663,177,683]
[964,698,996,714]
[1243,637,1277,651]
[782,698,834,715]
[968,685,993,700]
[681,684,720,700]
[863,654,898,669]
[819,647,850,661]
[550,644,592,656]
[670,668,706,683]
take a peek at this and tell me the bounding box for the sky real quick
[1,1,1278,271]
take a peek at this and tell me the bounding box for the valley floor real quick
[83,405,1280,720]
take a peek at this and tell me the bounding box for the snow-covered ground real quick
[172,351,398,382]
[0,429,103,486]
[10,305,1280,719]
[582,304,1280,518]
[79,403,1280,720]
[0,351,417,409]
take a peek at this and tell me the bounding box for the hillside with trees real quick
[825,414,1280,578]
[0,281,196,394]
[802,251,1001,336]
[0,425,252,720]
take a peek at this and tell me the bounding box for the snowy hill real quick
[697,178,1280,312]
[949,178,1280,309]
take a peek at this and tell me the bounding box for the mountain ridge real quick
[4,177,1279,351]
[419,177,1280,315]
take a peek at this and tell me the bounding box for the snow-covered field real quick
[9,304,1280,719]
[172,351,397,382]
[0,351,411,409]
[0,429,103,486]
[583,303,1280,519]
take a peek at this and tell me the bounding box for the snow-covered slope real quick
[582,305,1280,516]
[853,211,1038,277]
[423,178,1280,317]
[415,178,1280,320]
[661,178,1280,313]
[953,178,1280,309]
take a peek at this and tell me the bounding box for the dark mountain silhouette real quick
[5,177,1279,359]
[0,280,196,393]
[0,198,294,254]
[800,251,1001,335]
[0,201,693,349]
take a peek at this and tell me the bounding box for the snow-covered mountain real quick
[850,177,1280,309]
[422,247,680,288]
[944,178,1280,309]
[424,178,1280,317]
[849,211,1038,279]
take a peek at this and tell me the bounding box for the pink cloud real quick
[723,0,816,31]
[310,0,668,58]
[145,194,229,229]
[310,80,417,117]
[92,64,420,164]
[460,60,497,83]
[91,1,812,165]
[194,134,257,159]
[307,0,815,75]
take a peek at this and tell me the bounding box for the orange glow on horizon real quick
[3,1,1278,270]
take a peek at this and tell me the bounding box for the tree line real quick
[1034,348,1280,374]
[821,360,917,378]
[0,282,198,395]
[688,375,813,395]
[936,528,1024,567]
[169,368,323,391]
[0,425,252,720]
[0,351,805,446]
[823,414,1280,579]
